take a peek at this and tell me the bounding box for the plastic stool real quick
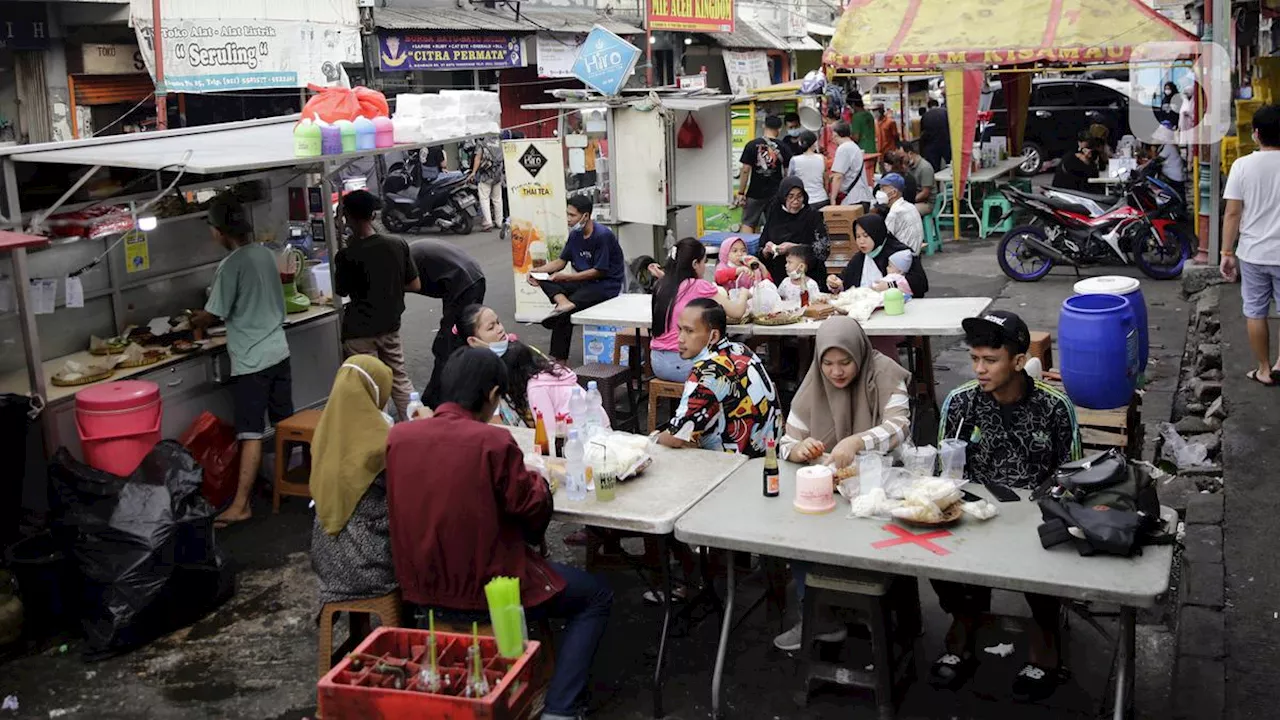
[799,566,920,719]
[647,378,685,433]
[273,408,322,512]
[922,213,942,255]
[981,193,1015,237]
[574,363,634,430]
[318,590,403,678]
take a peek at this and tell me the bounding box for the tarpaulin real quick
[823,0,1197,71]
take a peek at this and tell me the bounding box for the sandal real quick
[1011,663,1063,702]
[1247,369,1278,387]
[928,651,977,691]
[642,584,690,606]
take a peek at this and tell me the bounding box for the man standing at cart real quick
[334,190,421,420]
[191,193,293,527]
[409,238,487,407]
[930,310,1082,702]
[737,114,791,233]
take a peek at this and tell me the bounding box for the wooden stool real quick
[647,378,685,433]
[273,408,322,513]
[318,591,403,679]
[1029,331,1054,370]
[799,567,919,719]
[1042,375,1141,457]
[574,363,634,431]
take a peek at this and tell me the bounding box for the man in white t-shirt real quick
[877,173,924,254]
[1221,104,1280,386]
[829,122,875,210]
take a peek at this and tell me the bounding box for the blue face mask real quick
[690,334,720,364]
[488,338,509,357]
[788,128,802,137]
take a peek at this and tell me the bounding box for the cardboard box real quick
[582,325,634,367]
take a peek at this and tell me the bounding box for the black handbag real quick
[1034,449,1172,557]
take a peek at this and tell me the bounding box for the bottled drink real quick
[554,413,568,458]
[800,288,810,308]
[406,392,425,421]
[533,411,550,456]
[564,429,588,501]
[763,439,780,497]
[584,381,606,434]
[568,387,588,429]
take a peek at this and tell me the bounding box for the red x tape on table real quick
[871,524,953,556]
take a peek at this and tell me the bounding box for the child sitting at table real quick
[777,246,821,304]
[713,236,767,291]
[871,249,916,299]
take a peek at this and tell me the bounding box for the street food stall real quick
[0,116,492,500]
[822,0,1199,239]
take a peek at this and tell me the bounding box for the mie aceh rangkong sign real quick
[648,0,735,33]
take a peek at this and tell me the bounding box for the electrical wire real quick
[90,93,158,138]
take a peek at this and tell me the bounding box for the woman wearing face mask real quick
[827,213,928,297]
[760,176,831,287]
[771,316,912,651]
[651,237,749,382]
[309,355,399,615]
[787,130,829,210]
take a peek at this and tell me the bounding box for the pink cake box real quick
[794,465,836,514]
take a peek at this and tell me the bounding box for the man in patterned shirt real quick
[929,310,1082,703]
[656,299,779,458]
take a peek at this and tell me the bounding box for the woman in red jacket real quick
[386,347,612,720]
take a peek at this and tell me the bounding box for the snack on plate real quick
[829,287,883,322]
[803,302,836,320]
[89,335,130,356]
[171,339,201,354]
[756,308,804,326]
[833,464,858,481]
[850,487,896,518]
[891,499,944,523]
[961,500,999,520]
[584,432,652,481]
[52,359,113,386]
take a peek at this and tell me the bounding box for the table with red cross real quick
[675,457,1176,720]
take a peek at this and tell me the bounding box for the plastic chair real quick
[981,193,1015,237]
[931,187,954,230]
[922,213,942,256]
[574,363,634,431]
[647,378,685,434]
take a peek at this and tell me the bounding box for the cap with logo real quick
[962,310,1031,354]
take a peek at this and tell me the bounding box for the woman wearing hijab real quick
[760,176,830,287]
[772,316,913,651]
[826,213,928,298]
[310,355,398,607]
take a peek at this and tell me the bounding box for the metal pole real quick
[151,0,167,129]
[2,159,46,410]
[645,1,654,87]
[1207,0,1230,264]
[320,164,344,341]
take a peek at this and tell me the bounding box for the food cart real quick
[0,116,491,499]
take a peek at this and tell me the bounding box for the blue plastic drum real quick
[1073,276,1148,374]
[1058,293,1140,409]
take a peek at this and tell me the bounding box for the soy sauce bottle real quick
[763,439,780,497]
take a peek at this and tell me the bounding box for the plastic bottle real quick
[564,429,588,501]
[335,119,357,153]
[293,118,322,158]
[533,411,550,456]
[568,387,588,430]
[373,115,395,148]
[319,121,343,155]
[763,439,780,497]
[554,413,568,458]
[406,392,425,420]
[585,381,606,434]
[353,116,377,151]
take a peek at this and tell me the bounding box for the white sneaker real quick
[772,620,848,651]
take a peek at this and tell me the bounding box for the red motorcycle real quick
[995,163,1193,282]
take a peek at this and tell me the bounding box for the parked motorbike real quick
[379,153,479,235]
[995,163,1193,282]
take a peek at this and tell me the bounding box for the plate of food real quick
[754,309,805,326]
[893,502,964,527]
[89,335,130,356]
[171,339,203,354]
[52,362,114,387]
[118,348,168,368]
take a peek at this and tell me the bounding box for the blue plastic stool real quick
[981,193,1014,237]
[922,213,942,255]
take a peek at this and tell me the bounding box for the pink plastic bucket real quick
[75,381,163,476]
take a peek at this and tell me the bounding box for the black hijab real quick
[840,214,929,297]
[761,176,829,285]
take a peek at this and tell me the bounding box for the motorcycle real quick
[995,163,1194,282]
[379,153,479,235]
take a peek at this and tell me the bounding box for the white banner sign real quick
[723,50,771,95]
[504,138,568,321]
[535,33,584,79]
[132,17,359,92]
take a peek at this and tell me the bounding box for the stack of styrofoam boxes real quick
[390,93,431,144]
[441,90,501,135]
[391,91,501,143]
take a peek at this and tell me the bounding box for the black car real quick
[983,79,1132,176]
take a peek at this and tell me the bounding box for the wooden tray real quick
[117,352,167,369]
[52,368,114,387]
[89,345,127,356]
[754,312,804,326]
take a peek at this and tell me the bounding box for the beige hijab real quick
[786,316,912,446]
[312,355,393,535]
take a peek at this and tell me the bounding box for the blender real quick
[278,246,311,314]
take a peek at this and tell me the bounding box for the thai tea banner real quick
[648,0,735,33]
[379,33,525,71]
[132,16,360,91]
[504,138,568,322]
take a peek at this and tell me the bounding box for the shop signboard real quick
[504,138,568,322]
[648,0,734,33]
[535,33,585,78]
[81,43,147,75]
[570,26,641,97]
[378,32,525,71]
[132,16,360,91]
[1,2,51,50]
[722,50,770,95]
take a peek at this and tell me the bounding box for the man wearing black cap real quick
[928,310,1082,702]
[737,114,791,233]
[191,193,293,526]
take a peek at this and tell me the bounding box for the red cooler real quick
[75,380,162,476]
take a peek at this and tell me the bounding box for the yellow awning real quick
[825,0,1198,70]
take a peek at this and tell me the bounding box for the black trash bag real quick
[48,440,235,660]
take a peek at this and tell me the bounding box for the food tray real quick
[52,368,114,387]
[318,627,546,720]
[896,503,964,527]
[89,345,127,356]
[754,311,804,326]
[117,352,167,369]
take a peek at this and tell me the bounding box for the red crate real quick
[318,627,546,720]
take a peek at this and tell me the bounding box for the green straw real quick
[428,609,437,676]
[485,576,524,658]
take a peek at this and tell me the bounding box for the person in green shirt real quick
[192,193,293,526]
[849,95,878,156]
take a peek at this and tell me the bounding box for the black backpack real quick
[1034,449,1174,557]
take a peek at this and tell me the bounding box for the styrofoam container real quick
[311,263,333,299]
